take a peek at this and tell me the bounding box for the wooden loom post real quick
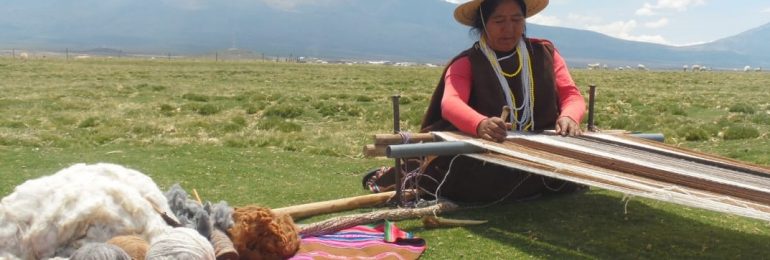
[587,84,597,132]
[391,94,404,206]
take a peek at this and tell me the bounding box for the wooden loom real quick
[424,130,770,222]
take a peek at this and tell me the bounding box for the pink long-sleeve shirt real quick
[440,48,585,136]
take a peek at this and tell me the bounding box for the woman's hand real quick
[555,116,582,136]
[477,117,511,142]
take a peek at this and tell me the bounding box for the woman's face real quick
[484,0,525,52]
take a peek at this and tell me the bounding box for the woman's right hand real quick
[477,117,511,142]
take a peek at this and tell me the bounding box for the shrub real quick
[729,103,756,114]
[78,117,99,128]
[182,93,210,102]
[355,95,374,102]
[752,113,770,125]
[677,125,711,141]
[722,125,760,140]
[195,104,221,116]
[159,104,176,116]
[264,104,303,118]
[231,116,247,126]
[257,117,302,132]
[314,102,362,117]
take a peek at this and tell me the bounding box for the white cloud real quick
[587,20,669,45]
[527,14,562,26]
[636,4,656,16]
[644,17,669,28]
[763,8,770,13]
[566,13,603,25]
[261,0,345,11]
[444,0,468,4]
[636,0,705,15]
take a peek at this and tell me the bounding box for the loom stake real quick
[587,84,597,132]
[391,94,404,206]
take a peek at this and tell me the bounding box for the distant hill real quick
[0,0,768,69]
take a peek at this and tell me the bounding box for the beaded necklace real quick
[479,37,535,131]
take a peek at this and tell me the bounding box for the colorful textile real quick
[291,221,426,260]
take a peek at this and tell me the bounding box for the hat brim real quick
[454,0,548,26]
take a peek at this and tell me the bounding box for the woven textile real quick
[291,221,425,260]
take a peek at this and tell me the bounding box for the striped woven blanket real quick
[291,221,426,260]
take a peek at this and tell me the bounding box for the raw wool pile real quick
[165,184,234,239]
[146,227,215,260]
[69,243,131,260]
[0,163,175,259]
[229,206,300,259]
[107,235,150,260]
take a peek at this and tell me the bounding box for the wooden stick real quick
[273,191,408,220]
[192,189,203,205]
[374,133,435,145]
[500,105,511,122]
[363,144,389,157]
[299,200,459,237]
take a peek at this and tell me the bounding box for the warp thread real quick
[228,205,300,259]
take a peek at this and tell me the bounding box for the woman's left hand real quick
[555,116,582,136]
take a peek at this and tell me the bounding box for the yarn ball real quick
[146,228,215,260]
[228,206,300,260]
[107,235,150,260]
[70,243,131,260]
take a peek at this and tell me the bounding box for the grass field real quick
[1,57,769,259]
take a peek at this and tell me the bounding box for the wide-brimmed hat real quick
[454,0,548,26]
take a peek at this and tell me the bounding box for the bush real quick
[195,104,221,116]
[752,113,770,125]
[677,125,711,141]
[314,102,363,117]
[264,104,304,118]
[159,104,176,116]
[182,93,210,102]
[729,103,756,114]
[257,117,302,132]
[78,117,99,128]
[722,125,760,140]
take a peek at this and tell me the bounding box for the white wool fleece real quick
[0,163,175,259]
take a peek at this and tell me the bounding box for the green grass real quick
[1,57,770,259]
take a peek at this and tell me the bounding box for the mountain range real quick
[1,0,768,69]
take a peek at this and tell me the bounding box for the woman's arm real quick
[552,48,586,135]
[440,56,488,136]
[553,49,585,123]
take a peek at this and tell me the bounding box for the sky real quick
[446,0,770,46]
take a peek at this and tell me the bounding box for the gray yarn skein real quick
[70,243,131,260]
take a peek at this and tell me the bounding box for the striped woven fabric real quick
[291,221,426,260]
[434,131,770,221]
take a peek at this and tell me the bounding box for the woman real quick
[366,0,586,203]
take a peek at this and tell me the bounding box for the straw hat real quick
[454,0,549,26]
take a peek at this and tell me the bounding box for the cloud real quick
[261,0,346,12]
[588,20,669,45]
[763,8,770,13]
[527,14,562,26]
[644,17,669,28]
[636,0,705,15]
[444,0,468,4]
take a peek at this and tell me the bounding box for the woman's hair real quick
[471,0,527,37]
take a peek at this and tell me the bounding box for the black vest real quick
[421,39,560,133]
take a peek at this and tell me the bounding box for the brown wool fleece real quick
[228,206,300,260]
